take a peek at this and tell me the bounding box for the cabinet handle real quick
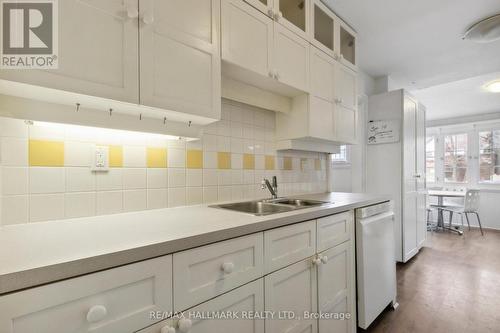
[86,305,107,323]
[333,53,340,61]
[320,256,328,264]
[160,325,176,333]
[221,262,235,274]
[335,98,343,104]
[127,7,139,19]
[178,318,193,333]
[312,258,322,266]
[142,13,154,25]
[268,70,274,78]
[274,11,283,21]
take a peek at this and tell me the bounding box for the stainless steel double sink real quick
[210,198,332,216]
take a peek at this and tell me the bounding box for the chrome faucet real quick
[261,176,278,199]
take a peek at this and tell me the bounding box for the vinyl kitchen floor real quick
[364,228,500,333]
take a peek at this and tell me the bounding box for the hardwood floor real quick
[364,228,500,333]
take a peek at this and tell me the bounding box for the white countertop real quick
[0,192,390,294]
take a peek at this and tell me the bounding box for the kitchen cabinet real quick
[367,90,427,262]
[138,279,265,333]
[339,23,356,70]
[0,0,140,103]
[273,0,309,40]
[334,63,357,111]
[139,0,221,120]
[265,257,318,333]
[310,0,338,58]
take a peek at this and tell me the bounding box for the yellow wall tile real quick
[187,149,203,169]
[147,147,167,168]
[243,154,255,170]
[29,140,64,167]
[283,157,293,170]
[315,158,321,171]
[108,145,123,167]
[265,155,275,170]
[218,152,231,169]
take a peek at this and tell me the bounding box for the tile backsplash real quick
[0,100,328,226]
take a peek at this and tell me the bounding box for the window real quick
[426,136,436,183]
[479,130,500,184]
[444,133,467,183]
[331,145,349,164]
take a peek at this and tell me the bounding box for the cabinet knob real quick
[178,318,193,333]
[127,7,139,19]
[142,13,154,25]
[333,53,340,61]
[86,305,107,323]
[267,8,274,18]
[312,258,322,266]
[335,98,343,104]
[160,325,176,333]
[221,262,235,274]
[274,11,283,21]
[320,256,328,264]
[274,71,280,80]
[268,70,274,78]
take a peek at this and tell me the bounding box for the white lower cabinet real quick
[265,257,318,333]
[137,279,265,333]
[0,256,173,333]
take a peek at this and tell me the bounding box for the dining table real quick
[427,190,466,235]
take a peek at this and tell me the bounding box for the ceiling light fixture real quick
[463,14,500,43]
[485,80,500,93]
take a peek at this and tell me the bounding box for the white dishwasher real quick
[356,201,397,330]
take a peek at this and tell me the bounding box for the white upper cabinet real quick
[222,0,274,78]
[0,0,140,103]
[273,0,309,39]
[273,23,310,91]
[334,62,357,110]
[310,0,337,58]
[244,0,273,17]
[310,46,335,102]
[339,23,356,70]
[139,0,221,120]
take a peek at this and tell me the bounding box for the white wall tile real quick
[186,187,203,205]
[254,170,266,184]
[0,117,28,138]
[255,155,265,170]
[147,168,168,189]
[230,138,243,153]
[147,189,168,209]
[168,168,186,187]
[65,192,96,218]
[30,194,65,222]
[203,169,218,186]
[167,138,186,149]
[202,134,217,152]
[216,136,231,152]
[2,167,28,195]
[1,138,28,166]
[123,168,146,189]
[203,186,218,203]
[242,125,254,139]
[203,122,218,135]
[243,170,254,184]
[254,127,266,141]
[1,195,28,225]
[186,169,202,187]
[254,110,268,127]
[66,167,95,192]
[96,168,123,191]
[30,167,65,194]
[29,123,65,140]
[230,122,243,138]
[218,186,232,201]
[243,140,254,154]
[231,185,244,200]
[96,191,123,215]
[242,108,254,124]
[254,141,265,155]
[123,146,146,167]
[203,151,217,169]
[168,148,185,168]
[231,169,243,185]
[123,190,147,212]
[218,170,232,186]
[65,141,92,166]
[231,153,243,169]
[217,120,231,137]
[168,188,186,207]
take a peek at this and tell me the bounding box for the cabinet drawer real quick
[138,279,265,333]
[0,256,173,333]
[173,233,264,311]
[317,211,353,252]
[264,220,316,273]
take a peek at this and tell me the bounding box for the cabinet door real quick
[317,241,354,333]
[273,23,310,91]
[334,63,357,110]
[309,96,334,141]
[139,0,221,120]
[265,258,318,333]
[0,0,139,103]
[416,104,427,248]
[138,279,265,333]
[273,0,309,40]
[244,0,273,16]
[334,104,357,144]
[309,0,337,58]
[222,0,274,78]
[310,47,335,102]
[339,23,356,70]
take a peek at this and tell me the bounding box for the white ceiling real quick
[323,0,500,120]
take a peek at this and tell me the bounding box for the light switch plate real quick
[91,145,109,171]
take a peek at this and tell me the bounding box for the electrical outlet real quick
[92,145,109,171]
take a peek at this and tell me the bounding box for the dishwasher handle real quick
[357,211,394,226]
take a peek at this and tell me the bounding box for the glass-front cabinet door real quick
[310,0,337,58]
[340,23,356,69]
[273,0,309,39]
[244,0,273,17]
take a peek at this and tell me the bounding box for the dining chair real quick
[441,189,484,235]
